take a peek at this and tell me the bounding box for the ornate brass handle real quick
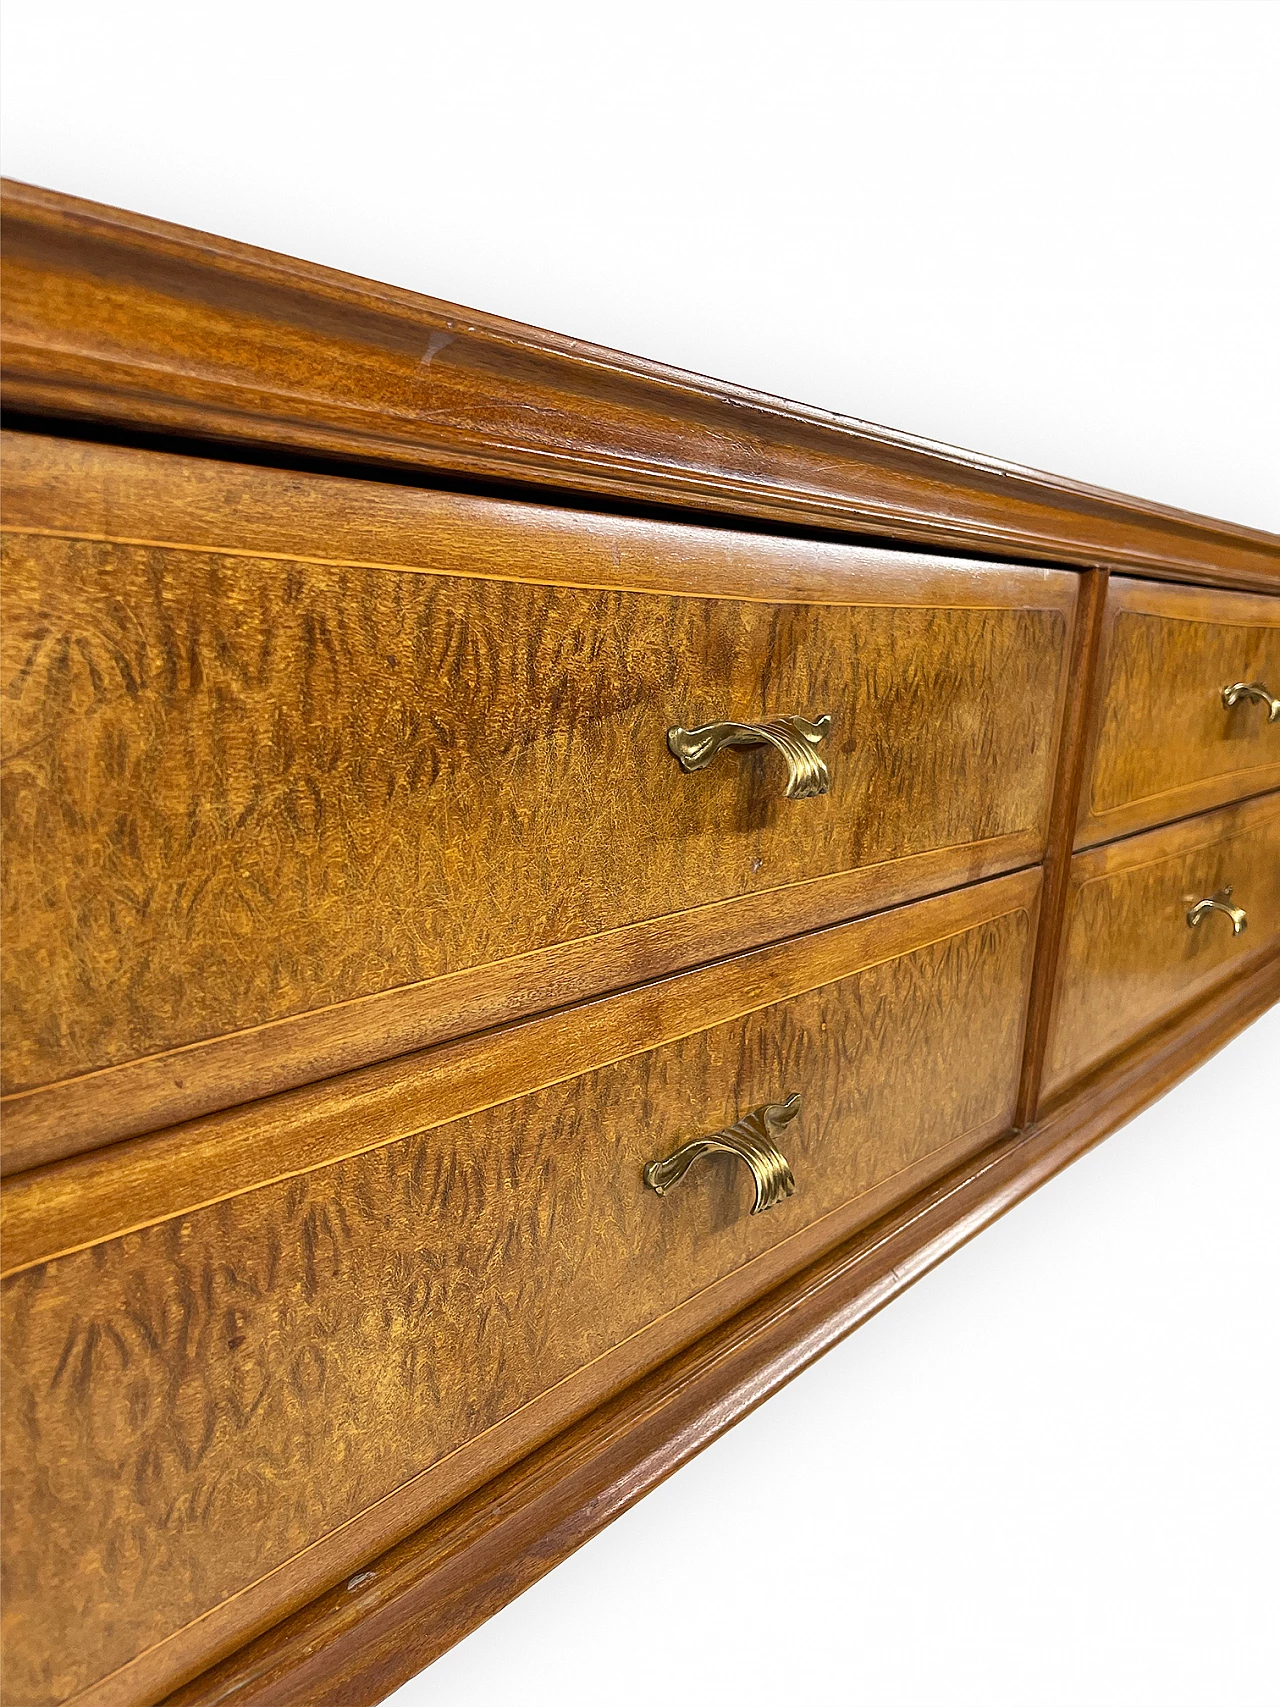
[1221,681,1280,722]
[643,1095,800,1214]
[667,715,831,799]
[1187,886,1247,936]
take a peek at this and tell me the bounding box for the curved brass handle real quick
[643,1095,800,1214]
[667,715,831,799]
[1187,886,1247,936]
[1222,681,1280,722]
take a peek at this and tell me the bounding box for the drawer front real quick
[1078,576,1280,847]
[0,433,1074,1168]
[0,870,1037,1705]
[1046,791,1280,1100]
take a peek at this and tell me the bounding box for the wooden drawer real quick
[1045,791,1280,1101]
[1077,577,1280,848]
[0,433,1075,1170]
[0,868,1037,1705]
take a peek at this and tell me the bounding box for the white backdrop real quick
[3,5,1277,1704]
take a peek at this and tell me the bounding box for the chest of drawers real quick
[2,180,1277,1707]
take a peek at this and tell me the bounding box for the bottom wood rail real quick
[159,951,1279,1707]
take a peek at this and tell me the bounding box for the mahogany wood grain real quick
[1043,791,1280,1102]
[0,872,1036,1706]
[1,433,1073,1169]
[153,947,1280,1707]
[1015,567,1109,1125]
[1076,577,1280,847]
[3,181,1278,591]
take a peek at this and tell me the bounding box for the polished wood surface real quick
[1043,791,1280,1101]
[156,948,1280,1707]
[1077,577,1280,847]
[4,182,1280,1707]
[0,870,1038,1284]
[1,433,1074,1170]
[1,871,1035,1707]
[1015,567,1110,1125]
[3,181,1279,591]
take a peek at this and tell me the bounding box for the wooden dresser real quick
[1,180,1277,1707]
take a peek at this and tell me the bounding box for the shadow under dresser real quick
[1,179,1277,1707]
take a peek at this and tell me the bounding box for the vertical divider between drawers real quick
[1015,566,1110,1127]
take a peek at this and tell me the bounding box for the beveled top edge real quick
[2,177,1278,588]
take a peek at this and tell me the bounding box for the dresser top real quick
[3,177,1277,592]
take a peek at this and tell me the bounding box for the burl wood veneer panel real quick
[0,433,1073,1168]
[0,869,1037,1707]
[1044,790,1280,1101]
[1077,577,1280,847]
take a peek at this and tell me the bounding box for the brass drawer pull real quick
[667,715,831,799]
[644,1095,801,1214]
[1221,681,1280,722]
[1187,886,1247,936]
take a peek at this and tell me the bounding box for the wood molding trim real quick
[1016,566,1110,1125]
[155,949,1280,1707]
[3,179,1279,592]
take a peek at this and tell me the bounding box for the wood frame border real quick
[3,179,1278,592]
[156,950,1280,1707]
